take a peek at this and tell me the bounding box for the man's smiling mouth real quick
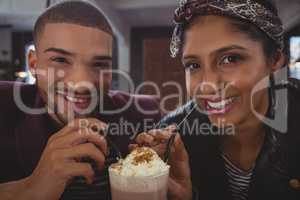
[56,90,93,109]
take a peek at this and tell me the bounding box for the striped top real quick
[222,155,254,200]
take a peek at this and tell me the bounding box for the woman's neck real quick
[221,121,266,171]
[223,120,265,150]
[221,93,270,171]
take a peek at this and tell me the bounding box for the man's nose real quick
[64,65,98,91]
[67,65,97,84]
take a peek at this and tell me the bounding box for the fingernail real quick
[99,135,105,141]
[106,148,110,156]
[89,177,94,185]
[90,124,99,132]
[168,124,177,130]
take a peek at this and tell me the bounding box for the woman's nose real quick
[199,70,222,96]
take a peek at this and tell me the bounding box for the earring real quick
[269,73,276,119]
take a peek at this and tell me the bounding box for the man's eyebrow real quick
[93,55,113,60]
[44,48,74,56]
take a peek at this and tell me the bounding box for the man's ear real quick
[28,49,37,78]
[270,50,286,72]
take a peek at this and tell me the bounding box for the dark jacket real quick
[160,78,300,200]
[0,81,161,199]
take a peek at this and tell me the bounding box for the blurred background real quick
[0,0,300,110]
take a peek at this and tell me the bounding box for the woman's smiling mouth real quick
[203,96,239,115]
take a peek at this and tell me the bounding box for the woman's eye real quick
[221,55,241,65]
[185,63,200,70]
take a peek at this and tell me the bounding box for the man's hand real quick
[130,125,193,200]
[24,118,108,200]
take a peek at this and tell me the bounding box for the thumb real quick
[169,134,190,180]
[171,134,189,162]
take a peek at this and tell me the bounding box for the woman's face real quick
[183,15,275,128]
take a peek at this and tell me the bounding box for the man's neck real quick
[46,108,67,129]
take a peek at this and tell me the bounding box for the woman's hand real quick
[130,125,193,200]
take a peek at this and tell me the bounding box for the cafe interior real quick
[2,0,300,199]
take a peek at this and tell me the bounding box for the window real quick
[289,36,300,79]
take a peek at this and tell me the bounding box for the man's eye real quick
[93,62,111,69]
[184,63,200,71]
[51,57,69,64]
[221,55,241,65]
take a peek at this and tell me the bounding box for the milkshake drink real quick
[109,147,170,200]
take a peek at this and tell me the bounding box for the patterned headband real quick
[170,0,284,58]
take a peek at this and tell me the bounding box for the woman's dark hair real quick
[184,0,284,62]
[255,0,278,15]
[229,0,280,60]
[229,18,278,59]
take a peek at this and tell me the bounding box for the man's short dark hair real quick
[33,0,113,44]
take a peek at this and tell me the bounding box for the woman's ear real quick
[270,50,286,72]
[28,49,37,78]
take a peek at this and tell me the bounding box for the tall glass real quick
[109,165,169,200]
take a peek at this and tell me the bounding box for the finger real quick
[167,177,181,199]
[151,144,168,158]
[165,124,178,131]
[135,132,155,146]
[64,143,106,171]
[167,177,192,200]
[172,134,189,161]
[80,118,108,135]
[128,144,138,152]
[148,129,173,143]
[53,129,108,156]
[66,162,95,185]
[169,134,191,180]
[52,118,108,142]
[130,142,165,158]
[48,122,79,144]
[74,130,108,156]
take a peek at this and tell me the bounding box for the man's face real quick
[29,23,113,125]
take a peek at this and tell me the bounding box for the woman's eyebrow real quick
[212,45,247,56]
[182,55,198,63]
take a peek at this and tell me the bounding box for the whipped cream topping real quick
[110,147,169,177]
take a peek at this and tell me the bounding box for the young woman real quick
[134,0,300,200]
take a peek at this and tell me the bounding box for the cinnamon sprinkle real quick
[132,148,155,165]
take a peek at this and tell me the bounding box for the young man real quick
[0,1,161,200]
